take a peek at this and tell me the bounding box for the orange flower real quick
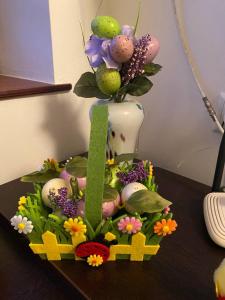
[154,219,177,236]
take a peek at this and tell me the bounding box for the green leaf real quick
[114,153,137,164]
[21,169,60,183]
[103,185,119,202]
[125,190,172,214]
[74,72,108,99]
[65,156,87,177]
[84,217,95,240]
[144,63,162,76]
[126,76,153,96]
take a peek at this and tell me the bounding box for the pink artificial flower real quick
[164,207,171,215]
[118,217,142,234]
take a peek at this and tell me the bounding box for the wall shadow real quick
[41,93,87,160]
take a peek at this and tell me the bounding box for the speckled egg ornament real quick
[110,35,134,63]
[96,64,121,95]
[145,35,160,63]
[91,16,121,39]
[121,182,147,203]
[41,178,72,208]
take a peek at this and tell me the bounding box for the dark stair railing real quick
[212,131,225,192]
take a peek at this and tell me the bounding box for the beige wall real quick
[0,0,54,82]
[107,0,224,186]
[0,0,224,186]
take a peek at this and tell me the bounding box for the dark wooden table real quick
[0,168,224,300]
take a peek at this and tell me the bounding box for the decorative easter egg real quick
[110,35,134,63]
[102,194,120,218]
[91,16,121,39]
[41,178,72,208]
[96,64,121,95]
[145,35,160,64]
[77,177,87,190]
[76,199,85,217]
[59,170,71,182]
[121,182,147,203]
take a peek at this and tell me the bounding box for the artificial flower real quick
[87,254,103,267]
[154,219,177,236]
[121,34,151,84]
[64,217,87,236]
[163,207,171,215]
[107,158,115,165]
[117,161,148,185]
[121,25,135,39]
[104,232,116,242]
[85,35,120,69]
[18,196,27,211]
[85,25,134,70]
[118,216,142,234]
[49,187,78,218]
[149,162,153,178]
[10,215,33,234]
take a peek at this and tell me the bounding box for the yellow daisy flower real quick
[64,218,87,236]
[107,158,115,165]
[18,196,27,211]
[87,254,103,267]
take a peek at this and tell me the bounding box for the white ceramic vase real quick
[91,99,144,159]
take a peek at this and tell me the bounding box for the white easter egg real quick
[41,178,72,208]
[121,182,147,203]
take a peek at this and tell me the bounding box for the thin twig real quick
[95,0,104,17]
[134,0,142,35]
[79,21,95,73]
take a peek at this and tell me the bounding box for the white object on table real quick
[204,192,225,248]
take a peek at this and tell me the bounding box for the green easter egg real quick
[91,16,121,38]
[96,64,121,95]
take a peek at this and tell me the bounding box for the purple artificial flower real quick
[48,187,78,218]
[121,34,151,84]
[85,25,135,70]
[117,162,148,185]
[85,35,121,69]
[121,25,135,40]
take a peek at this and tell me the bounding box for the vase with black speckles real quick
[91,99,144,159]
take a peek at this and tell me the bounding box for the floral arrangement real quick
[11,156,177,267]
[10,14,176,269]
[74,15,161,102]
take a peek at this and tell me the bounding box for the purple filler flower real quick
[85,25,134,70]
[49,187,78,218]
[117,162,148,185]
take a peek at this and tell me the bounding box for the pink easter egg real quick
[102,194,120,218]
[77,177,87,190]
[110,35,134,63]
[76,199,85,217]
[145,35,160,64]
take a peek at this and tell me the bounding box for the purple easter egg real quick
[145,35,160,64]
[110,35,134,63]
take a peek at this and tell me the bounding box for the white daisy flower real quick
[10,215,33,234]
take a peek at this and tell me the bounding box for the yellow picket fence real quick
[29,231,160,261]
